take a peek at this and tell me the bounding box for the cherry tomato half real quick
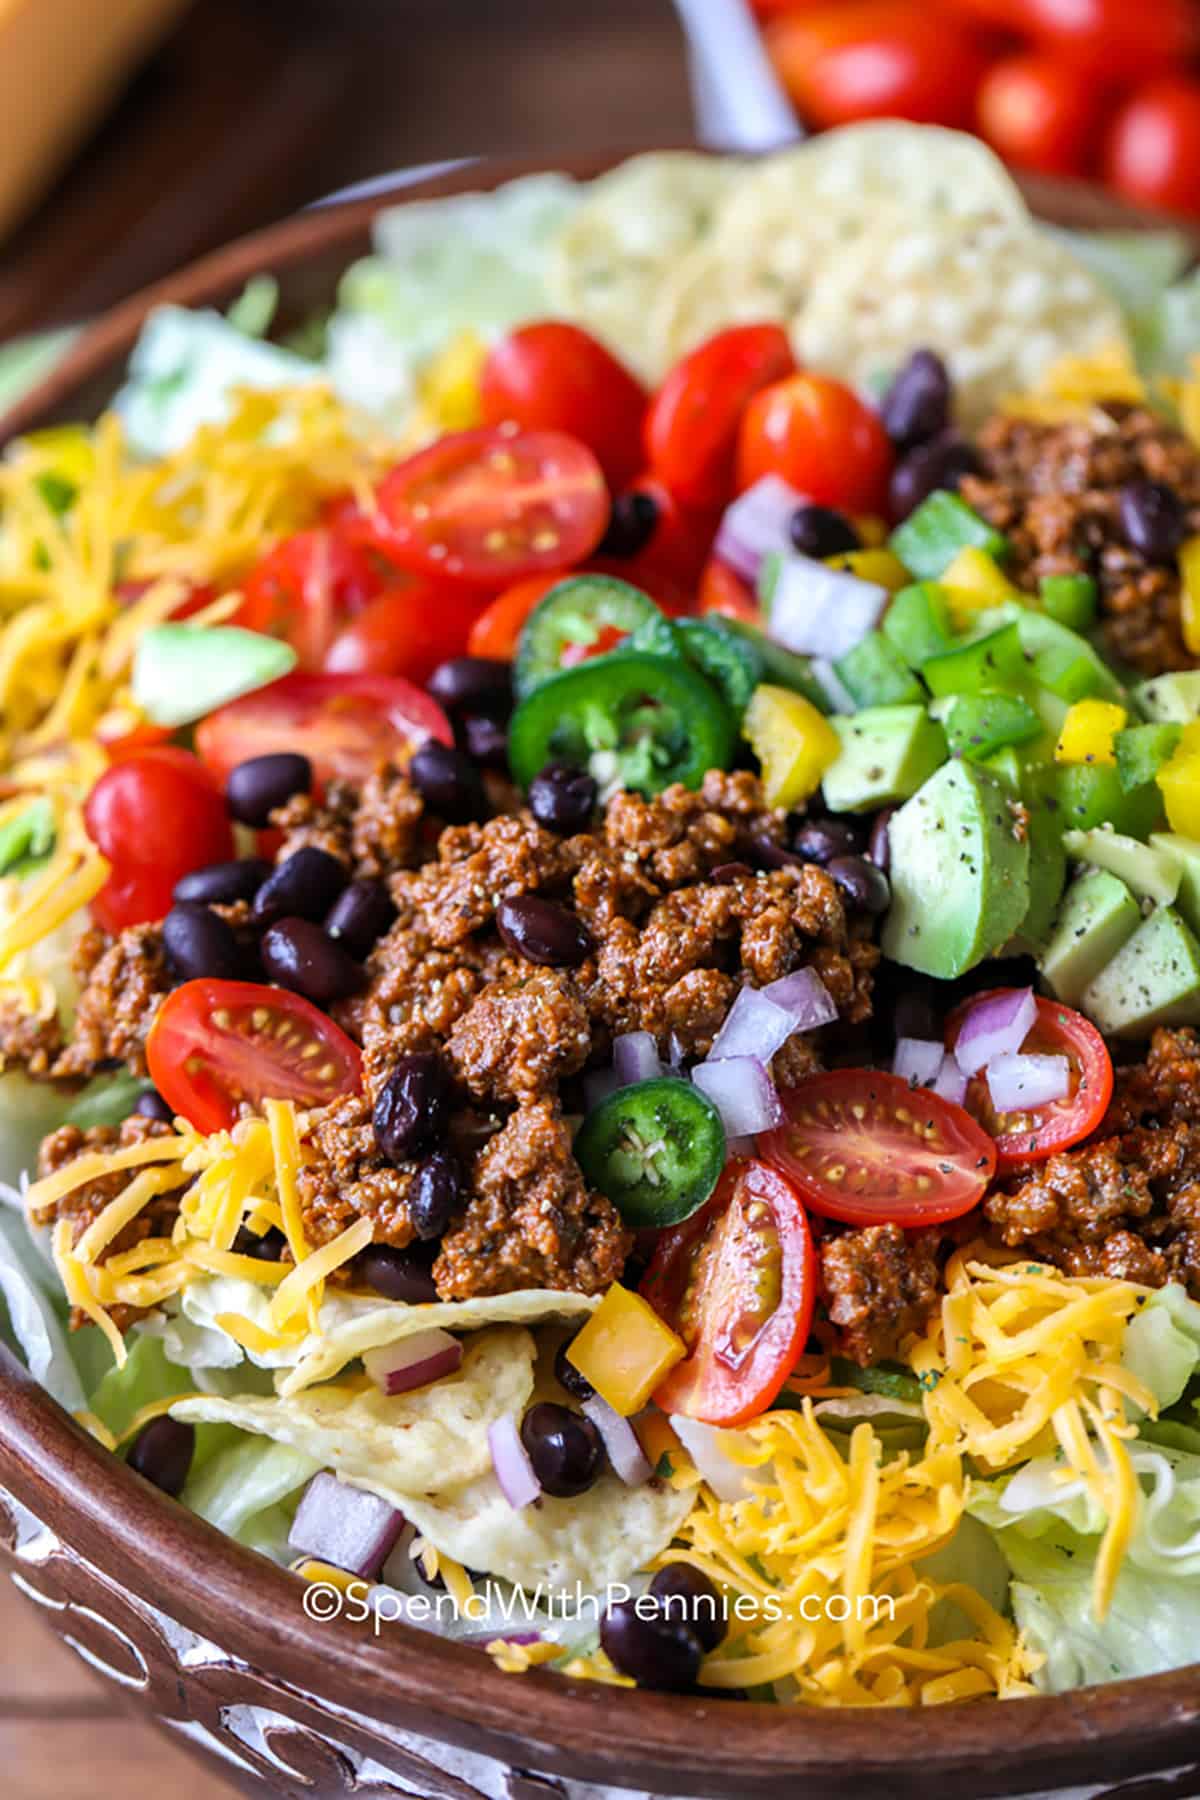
[1105,80,1200,219]
[84,748,234,933]
[323,577,490,685]
[364,427,609,586]
[481,322,648,492]
[944,991,1114,1172]
[765,4,990,132]
[146,978,362,1134]
[737,372,894,516]
[645,324,796,510]
[466,574,565,661]
[233,527,388,670]
[977,54,1106,179]
[697,557,760,625]
[641,1158,816,1428]
[761,1069,997,1227]
[196,672,452,791]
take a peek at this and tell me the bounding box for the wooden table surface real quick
[0,13,695,1798]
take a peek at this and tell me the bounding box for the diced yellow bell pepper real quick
[825,547,909,592]
[940,545,1024,629]
[1054,699,1127,767]
[1158,746,1200,838]
[565,1283,685,1417]
[743,684,841,808]
[419,329,486,431]
[851,515,888,549]
[633,1409,685,1479]
[1179,537,1200,656]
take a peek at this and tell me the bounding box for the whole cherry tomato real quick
[736,372,894,516]
[1105,80,1200,218]
[480,323,648,492]
[697,558,760,624]
[323,577,490,685]
[977,54,1107,178]
[1019,0,1198,82]
[765,3,990,131]
[84,748,234,933]
[645,324,796,510]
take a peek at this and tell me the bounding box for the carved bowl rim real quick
[2,149,1200,1800]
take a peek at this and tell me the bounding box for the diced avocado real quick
[881,760,1030,978]
[718,618,832,714]
[881,582,954,668]
[1054,762,1164,838]
[1010,764,1067,955]
[1039,572,1097,632]
[833,630,924,707]
[1150,834,1200,938]
[1133,671,1200,723]
[820,704,947,814]
[1082,905,1200,1038]
[980,746,1022,793]
[943,692,1042,763]
[889,491,1009,582]
[1063,827,1181,905]
[1116,722,1182,792]
[921,622,1026,699]
[1040,869,1141,1005]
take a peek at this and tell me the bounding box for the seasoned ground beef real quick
[819,1223,943,1366]
[984,1028,1200,1294]
[271,766,428,876]
[432,1099,631,1300]
[962,405,1200,675]
[445,966,592,1103]
[50,923,170,1079]
[0,998,63,1075]
[297,1089,418,1250]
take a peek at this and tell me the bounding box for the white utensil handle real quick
[673,0,802,151]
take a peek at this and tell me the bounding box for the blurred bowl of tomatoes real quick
[751,0,1200,215]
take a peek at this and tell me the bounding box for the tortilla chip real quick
[171,1326,536,1500]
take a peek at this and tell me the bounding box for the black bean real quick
[528,762,597,835]
[868,805,897,873]
[226,753,312,828]
[497,894,591,967]
[325,879,396,959]
[600,1597,703,1693]
[888,429,981,524]
[373,1053,449,1164]
[357,1242,438,1304]
[260,917,365,1005]
[461,714,509,769]
[789,503,860,559]
[134,1088,174,1122]
[232,1224,287,1262]
[1119,479,1188,563]
[174,857,272,906]
[792,817,864,865]
[749,825,806,871]
[881,348,952,450]
[126,1416,194,1499]
[554,1335,596,1402]
[252,847,348,926]
[428,656,513,718]
[410,740,486,823]
[410,1149,462,1241]
[649,1563,726,1653]
[710,860,753,885]
[163,903,245,982]
[520,1402,604,1498]
[828,854,891,916]
[598,489,658,558]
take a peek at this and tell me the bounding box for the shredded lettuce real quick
[1122,1283,1200,1413]
[0,1205,89,1411]
[182,1433,319,1546]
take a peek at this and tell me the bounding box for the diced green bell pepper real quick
[889,491,1009,582]
[942,692,1042,762]
[1039,571,1097,632]
[881,582,954,669]
[1114,721,1183,793]
[833,630,924,707]
[920,622,1026,698]
[1054,761,1164,837]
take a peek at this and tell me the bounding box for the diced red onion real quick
[582,1394,652,1486]
[288,1472,406,1578]
[762,967,838,1029]
[893,1037,944,1088]
[810,657,856,714]
[613,1031,663,1087]
[986,1052,1070,1113]
[669,1413,753,1502]
[584,1066,620,1111]
[489,1413,541,1510]
[714,475,806,584]
[692,1056,783,1137]
[932,1053,968,1106]
[765,555,888,661]
[954,987,1038,1075]
[363,1328,462,1396]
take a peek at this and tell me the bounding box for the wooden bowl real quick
[2,153,1200,1800]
